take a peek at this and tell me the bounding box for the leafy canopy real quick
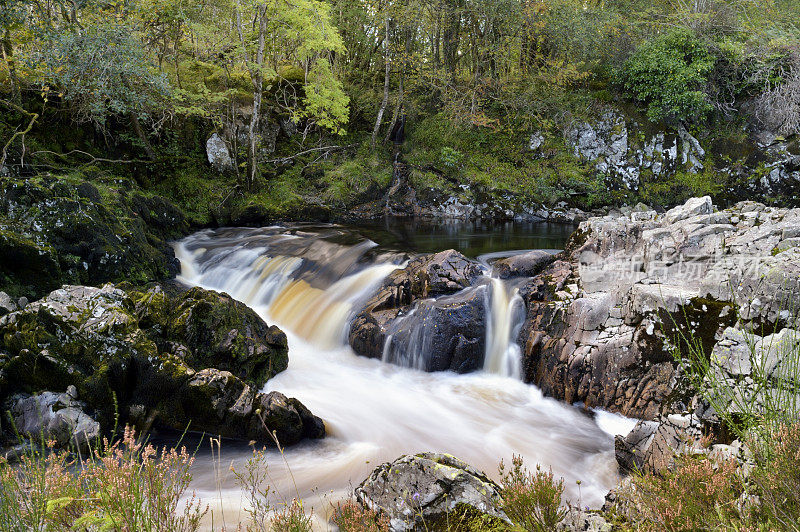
[616,28,717,123]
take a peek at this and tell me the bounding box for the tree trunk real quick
[129,113,157,160]
[1,29,20,105]
[384,75,404,144]
[237,2,269,191]
[372,16,391,148]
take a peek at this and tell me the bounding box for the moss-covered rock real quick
[156,286,288,384]
[0,283,307,446]
[0,175,187,299]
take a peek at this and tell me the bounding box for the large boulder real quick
[0,175,187,299]
[349,249,485,371]
[6,386,100,450]
[355,453,510,531]
[156,368,324,446]
[0,283,316,447]
[134,285,289,385]
[520,197,800,420]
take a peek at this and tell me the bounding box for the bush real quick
[331,499,389,532]
[0,427,206,531]
[614,454,747,531]
[616,29,716,123]
[498,455,567,531]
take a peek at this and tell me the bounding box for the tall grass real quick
[666,289,800,442]
[0,426,207,532]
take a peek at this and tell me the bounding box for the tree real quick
[36,22,173,158]
[235,0,348,189]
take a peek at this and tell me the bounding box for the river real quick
[172,219,635,528]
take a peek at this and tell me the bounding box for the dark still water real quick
[335,217,576,257]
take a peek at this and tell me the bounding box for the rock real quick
[520,197,799,420]
[140,285,289,385]
[166,368,324,446]
[559,506,613,532]
[492,251,556,279]
[0,283,316,447]
[664,195,713,224]
[381,285,487,373]
[614,416,702,475]
[350,250,485,367]
[355,452,510,531]
[0,291,17,316]
[8,389,100,450]
[206,133,235,174]
[0,176,184,299]
[529,132,545,151]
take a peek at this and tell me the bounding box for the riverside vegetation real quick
[2,0,800,530]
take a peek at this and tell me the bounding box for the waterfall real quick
[483,277,525,379]
[173,224,633,526]
[174,229,399,349]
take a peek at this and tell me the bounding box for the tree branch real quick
[0,99,39,170]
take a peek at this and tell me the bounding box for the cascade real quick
[174,224,635,523]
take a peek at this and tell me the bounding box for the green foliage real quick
[33,22,172,126]
[499,455,567,531]
[639,167,724,207]
[616,29,716,123]
[297,58,350,134]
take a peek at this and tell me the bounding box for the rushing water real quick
[173,221,635,527]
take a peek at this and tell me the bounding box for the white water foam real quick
[174,228,628,527]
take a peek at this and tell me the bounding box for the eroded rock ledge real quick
[520,196,800,420]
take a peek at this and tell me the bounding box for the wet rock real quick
[8,387,100,450]
[381,285,487,373]
[0,283,315,447]
[355,452,509,532]
[349,250,485,370]
[206,132,235,174]
[493,250,556,279]
[0,176,184,299]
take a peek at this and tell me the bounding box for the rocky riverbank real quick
[0,283,324,454]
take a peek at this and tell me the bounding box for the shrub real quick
[614,454,747,531]
[0,426,206,531]
[616,29,716,123]
[498,455,566,531]
[331,499,389,532]
[750,420,800,528]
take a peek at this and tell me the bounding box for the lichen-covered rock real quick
[0,175,187,299]
[0,283,309,447]
[520,197,800,420]
[206,133,235,174]
[7,386,100,450]
[355,452,510,532]
[349,250,485,371]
